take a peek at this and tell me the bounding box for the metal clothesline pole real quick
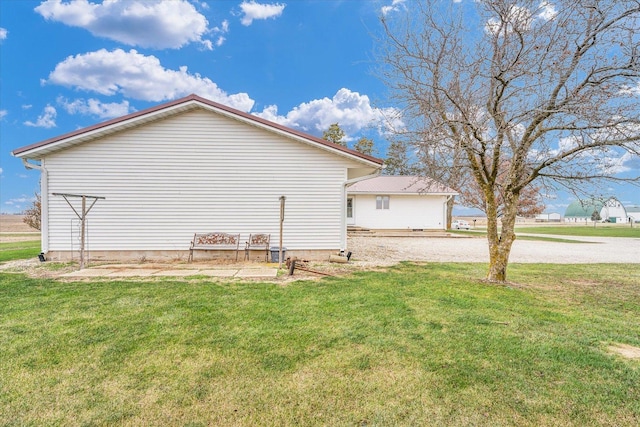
[53,193,105,269]
[279,196,286,269]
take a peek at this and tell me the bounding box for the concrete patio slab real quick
[59,265,279,279]
[197,269,238,277]
[236,268,278,278]
[154,269,201,277]
[107,269,161,277]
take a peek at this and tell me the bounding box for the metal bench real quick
[244,233,271,262]
[188,232,241,262]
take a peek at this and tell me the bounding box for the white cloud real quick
[239,1,285,26]
[0,110,7,120]
[45,49,255,111]
[538,1,557,21]
[556,136,580,153]
[57,96,133,119]
[0,167,3,175]
[0,27,7,40]
[5,195,35,206]
[35,0,213,50]
[381,0,407,16]
[599,151,637,175]
[486,5,533,35]
[486,2,556,36]
[255,88,403,138]
[216,20,230,33]
[24,105,57,128]
[211,19,230,48]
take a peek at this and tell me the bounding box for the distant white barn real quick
[564,197,627,223]
[346,176,457,230]
[12,95,383,261]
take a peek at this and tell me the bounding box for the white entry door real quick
[346,198,355,225]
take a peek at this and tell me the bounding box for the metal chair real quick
[244,233,271,262]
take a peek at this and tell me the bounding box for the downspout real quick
[21,158,48,254]
[340,166,384,252]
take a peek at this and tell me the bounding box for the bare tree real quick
[459,160,546,217]
[22,193,41,231]
[379,0,640,282]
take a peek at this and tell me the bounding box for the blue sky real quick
[1,0,638,215]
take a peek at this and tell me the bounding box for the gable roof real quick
[12,94,383,167]
[347,175,457,195]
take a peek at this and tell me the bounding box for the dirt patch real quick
[607,343,640,360]
[0,258,79,279]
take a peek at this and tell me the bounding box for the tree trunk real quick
[485,193,518,283]
[446,196,455,229]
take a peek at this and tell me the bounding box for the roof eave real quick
[11,94,384,168]
[347,191,459,196]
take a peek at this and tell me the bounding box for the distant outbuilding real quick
[626,206,640,223]
[564,197,627,223]
[535,212,563,222]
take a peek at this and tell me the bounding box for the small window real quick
[376,195,390,210]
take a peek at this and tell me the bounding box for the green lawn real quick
[2,263,639,426]
[0,240,41,263]
[515,225,640,238]
[450,230,591,243]
[451,225,640,240]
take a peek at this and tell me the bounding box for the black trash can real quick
[270,247,286,263]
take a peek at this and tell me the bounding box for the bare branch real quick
[377,0,640,282]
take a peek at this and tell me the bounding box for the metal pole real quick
[279,196,285,268]
[53,193,104,270]
[80,195,86,269]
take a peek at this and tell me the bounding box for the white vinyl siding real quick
[44,109,365,252]
[350,194,448,230]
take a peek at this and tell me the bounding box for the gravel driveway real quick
[348,234,640,266]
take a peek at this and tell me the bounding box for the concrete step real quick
[347,229,452,238]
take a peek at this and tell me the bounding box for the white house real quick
[12,94,383,261]
[346,176,457,230]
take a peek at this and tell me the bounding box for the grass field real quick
[515,225,640,238]
[451,224,640,240]
[0,240,41,263]
[1,263,639,426]
[450,230,592,243]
